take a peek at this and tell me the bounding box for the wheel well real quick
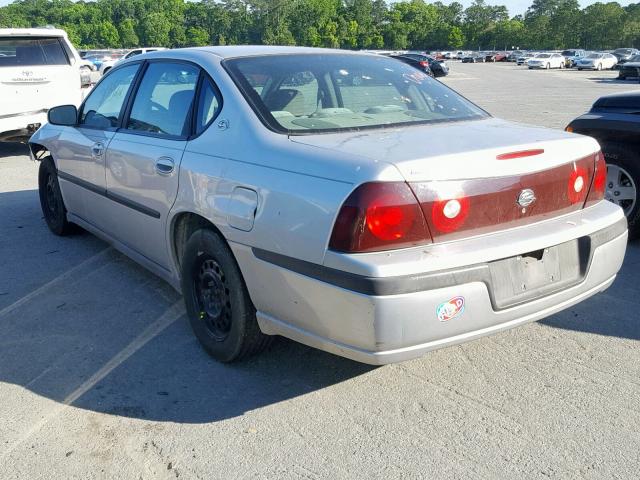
[29,143,50,161]
[172,212,223,271]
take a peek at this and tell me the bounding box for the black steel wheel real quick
[195,257,232,341]
[38,157,74,236]
[181,228,271,362]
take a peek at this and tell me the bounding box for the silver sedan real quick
[30,46,627,364]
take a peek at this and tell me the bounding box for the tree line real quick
[0,0,638,51]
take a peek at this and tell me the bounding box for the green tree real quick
[118,18,139,47]
[140,12,172,46]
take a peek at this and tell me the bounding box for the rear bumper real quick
[235,201,627,365]
[0,110,47,142]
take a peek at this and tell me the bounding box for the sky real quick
[0,0,637,17]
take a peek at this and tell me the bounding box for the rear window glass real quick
[0,37,69,67]
[224,54,487,134]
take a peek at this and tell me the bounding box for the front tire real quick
[546,63,550,70]
[181,228,271,362]
[597,63,602,71]
[38,157,74,236]
[602,144,640,239]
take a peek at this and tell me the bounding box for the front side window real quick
[0,37,68,67]
[224,54,487,134]
[80,64,139,129]
[127,62,199,137]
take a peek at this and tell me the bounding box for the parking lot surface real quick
[1,62,639,479]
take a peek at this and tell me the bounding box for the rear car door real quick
[54,63,140,225]
[104,61,200,268]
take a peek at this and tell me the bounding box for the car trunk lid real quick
[292,118,600,243]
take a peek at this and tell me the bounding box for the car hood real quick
[290,117,599,182]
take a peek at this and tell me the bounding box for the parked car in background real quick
[527,52,565,69]
[612,48,639,66]
[577,53,618,70]
[83,52,119,71]
[30,46,626,365]
[485,51,507,62]
[507,50,525,61]
[618,54,640,79]
[391,54,433,76]
[392,53,448,77]
[99,47,166,75]
[517,52,537,65]
[567,91,640,237]
[0,27,87,142]
[561,49,586,67]
[462,52,485,63]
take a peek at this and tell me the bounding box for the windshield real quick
[0,37,69,67]
[561,50,575,56]
[629,55,640,62]
[224,54,487,134]
[586,54,601,59]
[536,54,550,58]
[615,49,632,54]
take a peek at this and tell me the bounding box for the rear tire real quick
[180,228,271,362]
[597,63,602,71]
[601,144,640,239]
[38,157,74,236]
[546,63,550,70]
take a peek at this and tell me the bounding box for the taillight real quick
[568,165,588,204]
[430,196,470,233]
[329,182,431,253]
[585,151,607,206]
[419,61,429,67]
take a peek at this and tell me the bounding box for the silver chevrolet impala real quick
[29,46,628,364]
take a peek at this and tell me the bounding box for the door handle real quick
[91,142,104,157]
[155,157,175,175]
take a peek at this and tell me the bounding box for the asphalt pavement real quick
[0,62,639,479]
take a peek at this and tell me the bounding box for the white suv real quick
[99,47,167,75]
[0,28,85,142]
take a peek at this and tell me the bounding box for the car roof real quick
[191,45,364,59]
[0,27,68,38]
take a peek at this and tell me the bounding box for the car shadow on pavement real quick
[0,142,29,158]
[587,77,638,84]
[540,240,640,340]
[0,189,374,425]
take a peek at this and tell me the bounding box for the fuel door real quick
[227,187,258,232]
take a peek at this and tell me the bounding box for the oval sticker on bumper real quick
[436,296,465,322]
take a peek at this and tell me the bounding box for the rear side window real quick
[195,76,222,135]
[80,64,139,129]
[127,62,199,137]
[0,37,69,67]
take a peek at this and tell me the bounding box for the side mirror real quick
[48,105,78,126]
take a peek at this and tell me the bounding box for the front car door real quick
[54,63,140,224]
[103,61,200,269]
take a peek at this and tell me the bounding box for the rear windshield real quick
[0,37,69,67]
[224,54,487,134]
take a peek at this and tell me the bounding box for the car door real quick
[103,61,200,269]
[54,63,140,224]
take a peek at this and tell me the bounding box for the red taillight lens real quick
[419,61,429,67]
[329,182,431,253]
[585,151,607,206]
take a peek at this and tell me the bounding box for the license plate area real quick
[489,239,587,309]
